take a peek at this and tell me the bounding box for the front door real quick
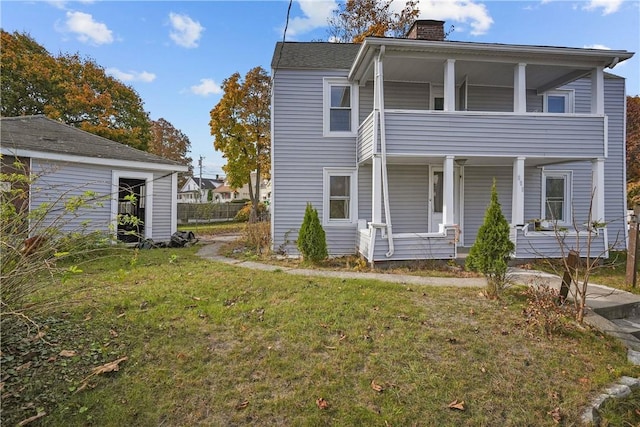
[429,168,443,232]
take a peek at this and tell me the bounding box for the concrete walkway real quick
[196,234,640,355]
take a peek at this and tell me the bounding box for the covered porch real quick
[355,155,608,263]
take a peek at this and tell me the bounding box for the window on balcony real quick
[323,78,358,137]
[543,90,574,113]
[542,171,572,224]
[323,168,357,226]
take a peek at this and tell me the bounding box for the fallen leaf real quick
[91,356,128,376]
[235,400,249,410]
[338,333,347,342]
[480,366,486,373]
[59,350,76,358]
[469,309,475,315]
[192,296,201,301]
[116,313,126,318]
[30,331,46,341]
[177,353,187,360]
[84,314,92,321]
[316,397,329,410]
[17,410,46,426]
[578,377,590,385]
[448,399,465,411]
[16,361,32,372]
[548,407,562,424]
[109,329,119,338]
[371,380,384,392]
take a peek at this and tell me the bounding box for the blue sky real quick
[2,0,639,177]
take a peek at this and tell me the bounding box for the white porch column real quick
[592,158,605,223]
[591,66,604,115]
[513,63,527,113]
[372,155,382,224]
[443,155,455,225]
[511,157,526,225]
[443,59,456,112]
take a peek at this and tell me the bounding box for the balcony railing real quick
[357,110,606,162]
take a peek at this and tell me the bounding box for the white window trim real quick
[323,167,357,227]
[543,90,575,113]
[541,170,572,226]
[323,78,359,137]
[111,170,154,239]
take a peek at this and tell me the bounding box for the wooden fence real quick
[177,203,244,224]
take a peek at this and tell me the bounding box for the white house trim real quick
[0,148,188,173]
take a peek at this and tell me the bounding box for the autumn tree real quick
[1,30,151,151]
[209,66,270,223]
[150,118,193,168]
[327,0,419,43]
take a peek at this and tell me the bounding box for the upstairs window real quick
[324,78,358,137]
[543,90,574,113]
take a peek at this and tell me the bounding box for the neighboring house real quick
[270,20,634,262]
[211,171,270,203]
[1,115,189,243]
[178,176,224,203]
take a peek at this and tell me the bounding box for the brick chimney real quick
[406,20,445,41]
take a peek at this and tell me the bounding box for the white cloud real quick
[169,12,204,48]
[411,0,494,36]
[284,0,493,38]
[583,0,624,15]
[190,79,222,96]
[64,11,113,45]
[47,0,94,9]
[583,44,611,50]
[286,0,338,36]
[107,68,156,83]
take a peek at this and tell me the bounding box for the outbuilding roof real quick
[1,115,188,170]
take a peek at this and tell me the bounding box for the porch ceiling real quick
[377,155,596,168]
[351,38,633,91]
[370,57,592,91]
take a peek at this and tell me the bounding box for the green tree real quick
[209,66,270,223]
[297,203,328,263]
[466,179,515,298]
[1,30,151,150]
[327,0,419,43]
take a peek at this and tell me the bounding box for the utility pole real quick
[198,156,204,201]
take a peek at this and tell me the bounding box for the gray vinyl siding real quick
[358,163,372,224]
[467,86,513,112]
[603,77,628,248]
[30,159,177,241]
[381,112,605,158]
[151,172,174,240]
[272,68,358,256]
[369,228,457,261]
[30,160,112,235]
[387,165,429,233]
[463,166,513,246]
[385,82,429,110]
[515,228,607,259]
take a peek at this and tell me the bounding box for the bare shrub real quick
[243,221,271,255]
[522,284,577,338]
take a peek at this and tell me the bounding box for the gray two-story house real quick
[270,20,634,263]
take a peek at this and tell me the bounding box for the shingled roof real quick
[1,115,186,168]
[271,42,360,70]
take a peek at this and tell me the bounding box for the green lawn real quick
[2,245,639,426]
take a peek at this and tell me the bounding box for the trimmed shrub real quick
[297,203,328,263]
[466,179,515,298]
